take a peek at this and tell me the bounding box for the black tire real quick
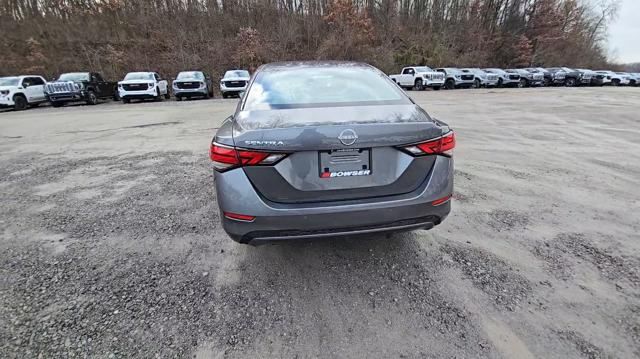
[414,79,424,91]
[497,78,503,88]
[544,78,551,87]
[445,79,455,90]
[565,78,576,87]
[432,86,441,91]
[13,95,28,111]
[122,98,131,104]
[473,79,481,89]
[51,101,64,108]
[611,79,620,87]
[86,90,98,105]
[518,79,527,88]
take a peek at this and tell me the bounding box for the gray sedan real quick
[210,62,455,244]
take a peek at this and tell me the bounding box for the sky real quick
[608,0,640,63]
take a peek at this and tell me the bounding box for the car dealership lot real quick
[1,88,639,358]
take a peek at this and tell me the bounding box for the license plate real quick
[318,148,372,178]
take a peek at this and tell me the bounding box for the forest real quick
[0,0,621,80]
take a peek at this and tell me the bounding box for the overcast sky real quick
[608,0,640,63]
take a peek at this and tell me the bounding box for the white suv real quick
[0,75,47,111]
[220,70,250,98]
[118,72,169,103]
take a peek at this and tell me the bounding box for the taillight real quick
[209,142,287,171]
[401,131,455,157]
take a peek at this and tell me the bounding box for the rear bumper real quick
[214,155,453,244]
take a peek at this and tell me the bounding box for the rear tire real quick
[518,79,527,88]
[473,79,481,89]
[413,79,424,91]
[13,95,28,111]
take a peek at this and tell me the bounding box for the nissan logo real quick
[338,129,358,146]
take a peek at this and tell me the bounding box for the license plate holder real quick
[318,148,372,178]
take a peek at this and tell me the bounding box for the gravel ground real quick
[0,88,639,358]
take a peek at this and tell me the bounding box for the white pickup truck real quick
[0,75,47,110]
[389,66,444,90]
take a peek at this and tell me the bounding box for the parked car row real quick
[388,66,640,90]
[0,69,251,111]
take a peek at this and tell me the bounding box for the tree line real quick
[0,0,621,80]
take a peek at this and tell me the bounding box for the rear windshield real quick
[414,66,433,73]
[0,77,20,86]
[243,66,409,110]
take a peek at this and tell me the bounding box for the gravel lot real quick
[1,88,639,358]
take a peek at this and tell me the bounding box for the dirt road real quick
[1,88,638,358]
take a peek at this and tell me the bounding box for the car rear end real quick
[211,62,454,244]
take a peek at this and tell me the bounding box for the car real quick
[576,69,604,86]
[0,75,48,111]
[615,72,633,86]
[388,66,445,90]
[508,69,544,87]
[45,72,118,107]
[524,68,553,86]
[435,68,475,89]
[172,71,214,101]
[220,70,250,98]
[210,61,455,244]
[462,68,499,88]
[630,73,640,86]
[118,72,170,103]
[595,71,625,86]
[545,67,584,86]
[483,68,520,87]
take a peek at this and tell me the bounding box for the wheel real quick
[497,78,503,88]
[565,78,576,87]
[544,78,551,87]
[175,96,182,102]
[432,86,441,91]
[13,95,28,111]
[445,79,455,90]
[413,79,424,91]
[518,79,527,88]
[86,90,98,105]
[122,98,130,104]
[51,101,64,108]
[611,79,620,87]
[473,79,481,89]
[155,88,163,101]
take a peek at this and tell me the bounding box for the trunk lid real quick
[232,104,445,204]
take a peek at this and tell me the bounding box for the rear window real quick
[243,66,409,110]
